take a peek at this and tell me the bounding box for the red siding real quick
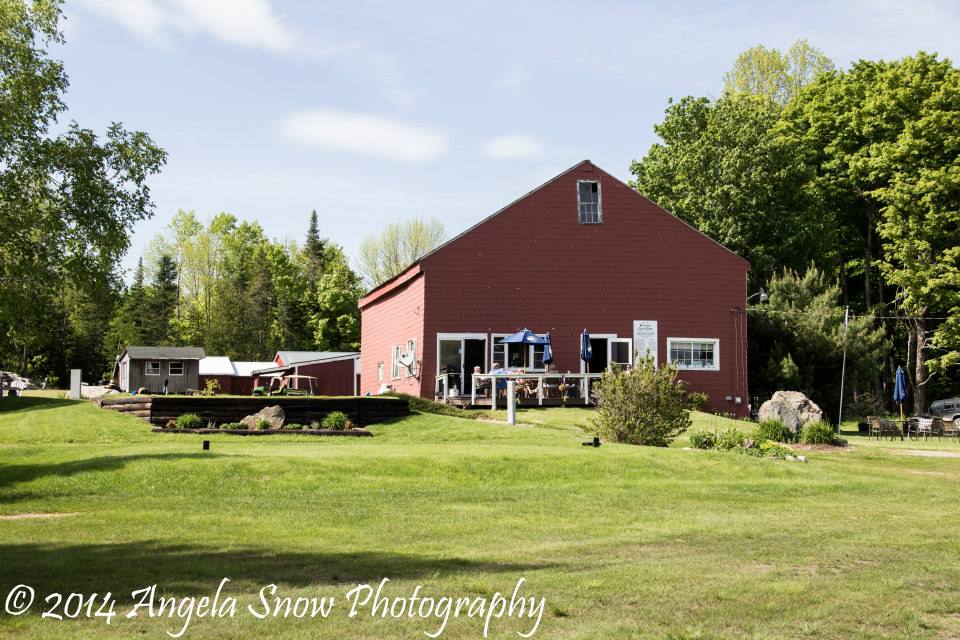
[292,359,357,396]
[360,161,750,415]
[359,272,425,396]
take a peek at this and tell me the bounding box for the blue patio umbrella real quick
[580,329,593,372]
[542,335,554,366]
[893,365,908,421]
[497,329,551,345]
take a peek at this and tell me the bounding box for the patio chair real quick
[868,416,880,439]
[916,417,934,441]
[942,420,958,442]
[879,417,901,440]
[931,416,945,440]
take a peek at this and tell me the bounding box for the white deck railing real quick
[435,373,603,409]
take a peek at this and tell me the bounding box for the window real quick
[145,361,161,376]
[168,361,184,376]
[577,180,601,224]
[377,362,384,382]
[667,338,719,371]
[391,345,401,379]
[491,333,547,371]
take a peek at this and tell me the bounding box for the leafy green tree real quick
[724,39,834,104]
[311,247,362,351]
[145,255,178,345]
[0,0,165,380]
[630,94,829,286]
[748,267,886,418]
[357,217,446,288]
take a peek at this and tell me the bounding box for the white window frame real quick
[404,339,417,378]
[609,337,633,369]
[145,361,161,376]
[578,334,632,372]
[666,338,720,371]
[168,361,184,376]
[491,333,547,372]
[391,345,401,380]
[577,180,602,224]
[377,362,384,382]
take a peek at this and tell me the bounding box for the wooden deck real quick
[444,396,594,409]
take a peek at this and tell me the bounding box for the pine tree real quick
[304,210,325,282]
[146,254,179,344]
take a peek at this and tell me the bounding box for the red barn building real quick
[358,161,750,416]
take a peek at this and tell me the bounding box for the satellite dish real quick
[398,351,418,375]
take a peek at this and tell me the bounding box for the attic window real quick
[578,181,601,224]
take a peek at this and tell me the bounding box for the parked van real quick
[929,398,960,421]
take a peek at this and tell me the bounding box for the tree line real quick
[631,40,960,415]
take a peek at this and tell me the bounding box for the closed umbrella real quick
[893,366,908,422]
[580,329,593,373]
[542,335,553,367]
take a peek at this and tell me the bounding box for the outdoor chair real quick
[931,416,945,440]
[916,417,934,440]
[868,416,881,439]
[942,420,958,442]
[878,417,901,440]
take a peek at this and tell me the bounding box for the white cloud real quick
[72,0,299,53]
[279,109,448,162]
[481,135,544,159]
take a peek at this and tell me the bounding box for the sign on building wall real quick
[633,320,658,367]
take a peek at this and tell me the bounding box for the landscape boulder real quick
[758,391,825,433]
[241,405,285,430]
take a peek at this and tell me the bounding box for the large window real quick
[145,361,160,376]
[492,334,547,371]
[391,345,401,379]
[667,338,719,371]
[577,180,601,224]
[168,361,184,376]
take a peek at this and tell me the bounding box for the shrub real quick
[309,420,321,430]
[714,428,747,451]
[753,419,795,443]
[255,418,272,431]
[219,422,244,430]
[687,391,709,412]
[800,420,836,445]
[203,378,221,396]
[689,431,716,450]
[321,411,351,431]
[592,360,692,446]
[759,440,793,459]
[176,413,204,430]
[284,423,306,431]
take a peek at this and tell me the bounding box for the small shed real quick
[115,346,205,394]
[253,351,360,396]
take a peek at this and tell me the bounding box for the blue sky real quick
[57,0,960,276]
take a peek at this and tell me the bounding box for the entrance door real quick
[436,334,488,397]
[589,338,609,372]
[463,340,486,395]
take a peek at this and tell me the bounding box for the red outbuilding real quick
[358,160,751,416]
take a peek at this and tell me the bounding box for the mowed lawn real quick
[1,396,959,639]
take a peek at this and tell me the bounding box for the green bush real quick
[255,418,272,431]
[800,420,836,445]
[753,419,795,443]
[592,360,692,446]
[176,413,205,430]
[714,428,747,451]
[759,440,793,459]
[321,411,351,431]
[219,422,244,430]
[687,391,709,412]
[689,431,716,449]
[283,423,306,430]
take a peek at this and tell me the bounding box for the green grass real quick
[1,397,959,638]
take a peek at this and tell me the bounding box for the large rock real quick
[758,391,824,433]
[241,405,285,430]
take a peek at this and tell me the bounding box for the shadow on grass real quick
[0,396,81,414]
[0,453,217,491]
[0,541,552,601]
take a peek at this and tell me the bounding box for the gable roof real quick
[359,159,748,305]
[124,346,205,360]
[233,361,278,377]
